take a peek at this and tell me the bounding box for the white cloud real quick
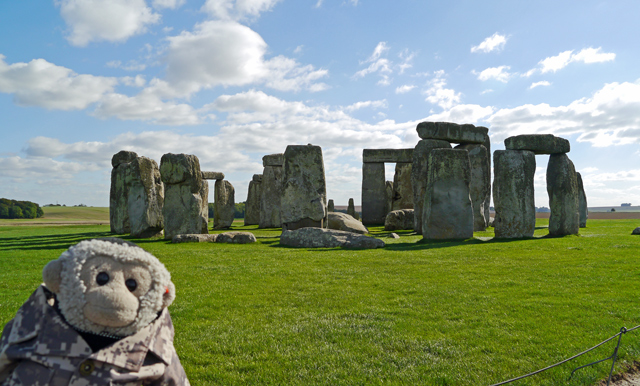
[354,42,391,79]
[201,0,282,21]
[0,55,117,110]
[395,85,415,94]
[475,65,511,83]
[471,33,507,53]
[530,81,551,89]
[0,156,100,179]
[526,47,616,76]
[152,0,185,9]
[345,100,387,111]
[398,49,415,74]
[106,60,147,71]
[423,70,461,110]
[57,0,160,47]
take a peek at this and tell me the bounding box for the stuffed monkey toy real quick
[0,238,190,386]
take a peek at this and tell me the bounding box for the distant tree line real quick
[0,198,44,219]
[208,202,246,219]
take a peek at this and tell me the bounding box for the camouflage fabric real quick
[0,286,190,386]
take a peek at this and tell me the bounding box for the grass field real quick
[0,206,110,226]
[1,218,640,385]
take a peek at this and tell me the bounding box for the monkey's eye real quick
[96,272,109,286]
[125,278,137,292]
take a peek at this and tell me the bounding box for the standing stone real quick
[281,144,327,231]
[347,198,355,217]
[481,131,492,224]
[244,174,262,226]
[362,162,386,225]
[422,149,473,239]
[160,153,209,240]
[214,180,235,229]
[109,151,137,234]
[411,139,452,234]
[547,154,579,236]
[259,153,284,228]
[392,163,413,211]
[455,144,489,231]
[328,199,335,212]
[493,150,536,238]
[384,181,394,218]
[126,156,164,238]
[577,172,588,228]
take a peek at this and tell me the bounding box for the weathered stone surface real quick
[392,163,413,211]
[488,217,495,228]
[363,149,413,163]
[384,181,394,218]
[577,172,588,228]
[347,198,355,217]
[632,227,640,235]
[328,199,335,212]
[160,153,208,239]
[362,162,386,225]
[411,139,452,234]
[388,233,400,239]
[172,234,218,243]
[384,209,414,231]
[259,164,283,228]
[328,212,368,234]
[110,161,131,234]
[280,227,384,249]
[423,149,473,239]
[493,150,536,238]
[127,156,164,238]
[202,171,225,180]
[455,144,489,231]
[253,174,263,182]
[481,131,492,225]
[216,231,257,244]
[417,122,488,144]
[504,134,570,154]
[245,179,261,226]
[263,153,284,167]
[281,145,327,231]
[214,180,235,229]
[111,150,138,168]
[547,154,579,236]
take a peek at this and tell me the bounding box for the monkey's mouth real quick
[83,302,138,327]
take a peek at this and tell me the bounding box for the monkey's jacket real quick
[0,286,190,386]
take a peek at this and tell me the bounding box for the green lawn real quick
[1,220,640,385]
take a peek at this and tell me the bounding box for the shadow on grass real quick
[0,231,114,251]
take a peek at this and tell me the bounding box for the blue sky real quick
[1,0,639,208]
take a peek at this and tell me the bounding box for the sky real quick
[1,0,639,208]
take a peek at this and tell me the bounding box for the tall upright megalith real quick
[411,139,451,234]
[281,144,327,231]
[245,174,262,226]
[422,149,473,239]
[214,180,235,229]
[259,153,283,228]
[347,198,356,218]
[455,144,489,231]
[160,153,209,240]
[126,156,164,238]
[392,163,413,211]
[110,150,137,234]
[577,172,588,228]
[547,154,579,236]
[493,150,536,238]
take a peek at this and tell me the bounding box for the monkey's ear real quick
[43,259,63,293]
[162,282,176,309]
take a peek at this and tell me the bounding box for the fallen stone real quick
[202,171,225,180]
[388,233,400,239]
[216,231,257,244]
[423,149,473,239]
[547,153,579,236]
[172,234,218,243]
[281,144,327,231]
[263,153,284,167]
[411,139,452,234]
[417,122,488,144]
[384,209,414,231]
[577,172,588,228]
[504,134,570,154]
[362,149,413,163]
[111,150,138,168]
[280,227,385,249]
[493,150,536,238]
[632,227,640,235]
[328,212,368,234]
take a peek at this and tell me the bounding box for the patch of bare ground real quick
[601,361,640,386]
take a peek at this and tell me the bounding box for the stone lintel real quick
[263,153,284,167]
[504,134,570,154]
[416,122,488,144]
[202,171,225,180]
[363,148,414,163]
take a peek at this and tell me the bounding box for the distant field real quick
[0,206,109,226]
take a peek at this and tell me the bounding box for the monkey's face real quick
[80,255,153,327]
